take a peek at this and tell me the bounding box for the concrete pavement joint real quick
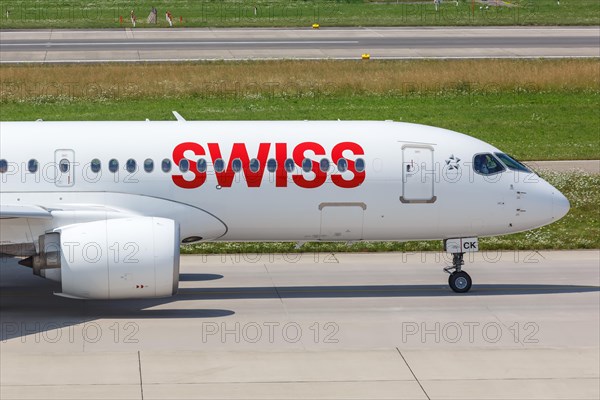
[138,351,144,400]
[396,347,431,400]
[263,263,286,307]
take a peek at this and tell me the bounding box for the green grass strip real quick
[1,0,599,28]
[2,91,598,160]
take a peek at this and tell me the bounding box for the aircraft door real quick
[54,149,75,187]
[400,145,436,203]
[319,203,365,241]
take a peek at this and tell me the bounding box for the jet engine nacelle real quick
[29,217,180,299]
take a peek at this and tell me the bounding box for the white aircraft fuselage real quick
[0,120,570,298]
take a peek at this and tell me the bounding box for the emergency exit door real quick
[55,149,75,187]
[401,146,436,203]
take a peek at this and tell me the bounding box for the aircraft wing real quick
[0,204,53,219]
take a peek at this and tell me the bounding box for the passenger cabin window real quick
[249,158,260,173]
[144,159,154,173]
[179,159,189,173]
[232,158,242,173]
[337,158,348,173]
[126,159,137,173]
[91,159,101,173]
[59,159,70,173]
[0,159,8,173]
[320,158,330,172]
[267,158,277,173]
[161,159,171,173]
[302,158,312,173]
[197,158,207,173]
[355,158,366,172]
[473,153,505,175]
[284,158,295,173]
[495,153,532,173]
[109,159,119,173]
[28,159,39,173]
[214,158,225,173]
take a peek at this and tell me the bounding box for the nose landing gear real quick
[443,252,473,293]
[443,238,478,293]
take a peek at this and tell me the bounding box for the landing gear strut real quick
[444,253,472,293]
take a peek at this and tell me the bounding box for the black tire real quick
[449,271,472,293]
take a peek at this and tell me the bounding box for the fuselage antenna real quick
[172,111,186,122]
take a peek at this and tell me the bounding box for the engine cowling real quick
[29,217,180,299]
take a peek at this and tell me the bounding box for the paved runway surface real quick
[527,160,600,174]
[1,250,598,399]
[1,27,599,62]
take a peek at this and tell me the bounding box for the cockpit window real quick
[473,153,505,175]
[494,153,532,173]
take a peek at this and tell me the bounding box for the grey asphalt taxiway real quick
[1,250,598,399]
[528,160,600,174]
[1,26,599,62]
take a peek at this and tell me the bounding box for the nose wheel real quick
[448,271,472,293]
[444,253,472,293]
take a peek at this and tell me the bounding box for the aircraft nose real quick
[553,190,570,221]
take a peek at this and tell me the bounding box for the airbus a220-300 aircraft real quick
[0,116,570,298]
